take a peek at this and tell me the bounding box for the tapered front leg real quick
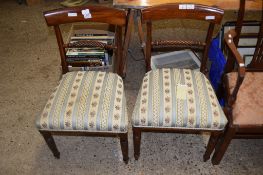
[203,131,221,162]
[40,131,60,159]
[133,127,141,160]
[120,133,129,164]
[212,126,235,165]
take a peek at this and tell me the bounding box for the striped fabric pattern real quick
[36,71,128,133]
[132,68,227,130]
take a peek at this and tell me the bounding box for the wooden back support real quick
[141,3,224,73]
[225,0,263,72]
[44,6,131,77]
[248,14,263,70]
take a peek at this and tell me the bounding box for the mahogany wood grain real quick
[141,4,224,24]
[44,6,126,26]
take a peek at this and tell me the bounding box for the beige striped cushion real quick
[132,68,227,130]
[36,71,128,133]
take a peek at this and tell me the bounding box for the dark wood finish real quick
[203,132,220,161]
[141,4,223,24]
[211,3,263,164]
[43,6,133,77]
[145,21,152,71]
[119,133,129,163]
[248,19,263,69]
[39,130,129,163]
[137,12,146,57]
[132,127,141,160]
[140,3,224,72]
[225,0,246,73]
[40,131,60,159]
[121,9,135,76]
[44,6,126,26]
[234,0,246,46]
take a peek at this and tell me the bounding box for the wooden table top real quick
[113,0,262,10]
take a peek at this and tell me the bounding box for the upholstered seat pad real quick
[226,72,263,126]
[36,71,128,132]
[132,68,227,130]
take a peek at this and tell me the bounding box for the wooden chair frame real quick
[40,6,134,163]
[133,4,225,161]
[211,11,263,165]
[139,3,224,73]
[210,0,263,164]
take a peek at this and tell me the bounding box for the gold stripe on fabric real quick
[111,76,124,131]
[162,69,173,127]
[176,71,184,127]
[100,73,115,131]
[184,69,196,128]
[52,72,76,129]
[204,79,221,129]
[75,71,94,130]
[88,72,106,131]
[39,85,59,129]
[139,73,150,126]
[194,72,209,128]
[64,72,85,130]
[152,70,160,126]
[172,69,181,126]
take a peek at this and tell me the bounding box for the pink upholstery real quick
[226,72,263,126]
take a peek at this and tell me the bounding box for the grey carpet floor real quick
[0,0,262,174]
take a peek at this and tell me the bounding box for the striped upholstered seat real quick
[132,68,227,130]
[36,71,128,132]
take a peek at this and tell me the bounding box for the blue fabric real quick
[208,38,226,106]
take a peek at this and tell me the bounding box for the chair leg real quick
[212,126,235,165]
[203,131,221,162]
[133,127,141,160]
[40,131,60,159]
[119,133,129,164]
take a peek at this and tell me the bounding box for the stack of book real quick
[66,33,114,69]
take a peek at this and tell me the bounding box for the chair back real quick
[225,0,263,72]
[44,6,131,77]
[248,18,263,70]
[141,3,224,73]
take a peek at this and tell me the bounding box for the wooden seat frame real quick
[210,0,263,165]
[133,4,225,161]
[40,6,134,163]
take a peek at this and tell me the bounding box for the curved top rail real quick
[141,3,224,24]
[44,6,127,26]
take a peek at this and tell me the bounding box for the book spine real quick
[66,52,105,56]
[74,33,108,37]
[66,57,105,61]
[71,36,115,40]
